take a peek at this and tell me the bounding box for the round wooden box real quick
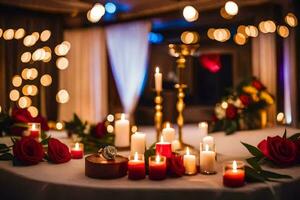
[85,154,128,179]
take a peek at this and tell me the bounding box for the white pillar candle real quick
[154,67,162,92]
[183,147,197,175]
[162,123,175,143]
[202,135,214,148]
[171,140,181,152]
[130,132,146,155]
[200,144,216,174]
[114,114,130,147]
[198,122,208,140]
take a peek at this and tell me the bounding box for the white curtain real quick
[105,21,151,115]
[252,33,277,124]
[59,28,108,123]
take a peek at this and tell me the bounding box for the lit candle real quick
[149,154,167,180]
[70,142,84,159]
[26,123,41,141]
[223,160,245,187]
[202,135,214,148]
[183,147,197,175]
[130,132,146,155]
[200,143,216,174]
[128,152,146,180]
[198,122,208,140]
[162,122,175,144]
[114,114,130,148]
[154,67,162,92]
[156,135,172,158]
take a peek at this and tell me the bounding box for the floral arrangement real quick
[64,114,114,153]
[0,107,49,137]
[0,136,71,165]
[212,77,274,134]
[241,129,300,182]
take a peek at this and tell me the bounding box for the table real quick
[1,126,300,200]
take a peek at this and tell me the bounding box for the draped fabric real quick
[283,30,297,126]
[59,28,108,123]
[105,21,151,115]
[252,34,277,124]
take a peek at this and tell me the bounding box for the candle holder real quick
[199,143,217,175]
[70,142,84,159]
[154,91,163,142]
[223,160,245,187]
[26,123,41,141]
[149,155,167,180]
[128,153,146,180]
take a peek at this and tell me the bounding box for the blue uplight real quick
[105,2,117,14]
[148,32,164,44]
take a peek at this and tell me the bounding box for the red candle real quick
[223,160,245,187]
[128,152,146,180]
[156,136,172,158]
[27,123,41,141]
[149,155,167,180]
[70,143,84,159]
[29,130,40,138]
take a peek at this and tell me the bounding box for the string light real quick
[28,106,38,117]
[14,28,25,39]
[23,35,36,47]
[87,3,105,23]
[56,57,69,70]
[56,89,70,104]
[245,25,258,37]
[21,52,31,63]
[183,6,199,22]
[220,7,233,19]
[40,30,51,42]
[277,25,289,38]
[207,28,215,40]
[18,96,32,108]
[234,33,247,45]
[213,28,231,42]
[285,13,298,27]
[40,74,52,86]
[9,89,20,101]
[12,75,22,87]
[3,29,14,40]
[224,1,238,16]
[181,31,199,44]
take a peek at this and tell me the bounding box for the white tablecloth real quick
[0,126,300,200]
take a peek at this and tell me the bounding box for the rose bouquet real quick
[212,77,274,134]
[0,137,71,165]
[241,129,300,182]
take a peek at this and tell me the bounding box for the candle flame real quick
[199,122,208,128]
[160,135,164,142]
[233,160,238,172]
[134,152,139,161]
[121,113,125,120]
[155,67,160,73]
[75,142,80,150]
[186,147,190,155]
[155,154,160,163]
[166,122,170,128]
[205,144,209,151]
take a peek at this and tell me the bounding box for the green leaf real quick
[0,153,13,160]
[288,133,300,141]
[261,170,292,180]
[283,128,287,139]
[241,142,264,158]
[40,136,51,145]
[245,166,266,182]
[246,157,262,171]
[225,120,238,135]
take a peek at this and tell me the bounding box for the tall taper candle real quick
[154,67,162,92]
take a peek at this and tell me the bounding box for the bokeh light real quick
[40,74,52,86]
[56,122,64,130]
[18,96,32,108]
[213,28,231,42]
[234,33,247,45]
[56,57,69,70]
[181,31,199,44]
[220,7,233,19]
[14,28,25,39]
[23,35,36,47]
[277,25,289,38]
[183,6,199,22]
[107,114,114,122]
[105,2,117,14]
[3,29,14,40]
[28,106,38,118]
[56,89,70,104]
[21,52,31,63]
[224,1,238,16]
[40,30,51,42]
[245,25,258,37]
[88,3,105,23]
[9,89,20,101]
[285,13,298,27]
[207,28,215,40]
[12,75,22,87]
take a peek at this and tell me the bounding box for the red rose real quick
[91,122,107,139]
[13,137,44,165]
[167,153,185,177]
[294,139,300,162]
[47,138,71,164]
[239,94,251,107]
[225,104,238,119]
[258,136,297,167]
[252,80,265,91]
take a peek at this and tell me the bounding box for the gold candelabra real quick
[154,91,163,142]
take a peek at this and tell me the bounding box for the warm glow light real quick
[213,29,230,42]
[56,89,70,104]
[24,85,38,96]
[134,152,139,161]
[40,74,52,86]
[237,25,247,36]
[21,52,31,63]
[28,106,38,117]
[32,32,39,41]
[25,68,38,80]
[285,13,298,27]
[23,35,36,47]
[259,21,267,33]
[183,5,199,22]
[75,142,80,150]
[131,125,138,133]
[21,68,29,80]
[14,28,25,39]
[276,112,285,122]
[56,122,63,130]
[107,114,114,122]
[0,106,1,113]
[155,154,161,163]
[88,3,105,23]
[40,30,51,42]
[186,147,190,155]
[56,57,69,70]
[9,89,20,101]
[160,135,164,142]
[207,28,215,40]
[181,31,199,44]
[12,75,22,87]
[245,25,258,37]
[3,29,14,40]
[224,1,238,16]
[234,33,247,45]
[264,20,276,33]
[220,7,233,19]
[0,29,3,38]
[232,160,238,172]
[121,113,125,120]
[18,96,32,108]
[107,125,114,133]
[32,48,46,61]
[221,101,228,109]
[277,25,289,38]
[205,144,209,151]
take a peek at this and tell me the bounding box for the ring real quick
[98,145,117,160]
